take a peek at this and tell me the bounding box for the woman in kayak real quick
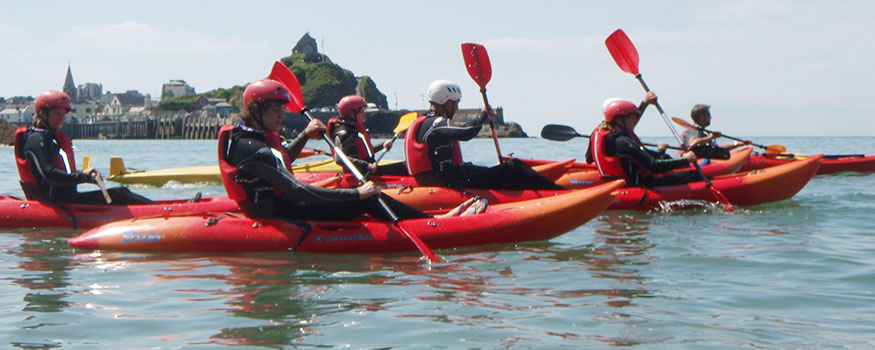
[587,94,703,187]
[219,79,485,221]
[327,95,407,175]
[681,104,751,153]
[404,80,564,190]
[14,90,154,205]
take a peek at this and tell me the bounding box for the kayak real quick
[0,175,340,229]
[740,153,875,174]
[67,179,625,253]
[552,147,752,189]
[376,154,820,212]
[0,195,239,230]
[106,157,571,186]
[609,154,822,211]
[106,157,401,186]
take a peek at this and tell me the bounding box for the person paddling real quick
[327,95,407,175]
[404,80,564,190]
[586,93,702,187]
[219,79,486,221]
[680,104,751,158]
[14,90,154,205]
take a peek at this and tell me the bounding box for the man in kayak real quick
[404,79,564,190]
[327,95,407,175]
[14,90,154,205]
[586,93,703,187]
[681,104,751,154]
[220,79,485,221]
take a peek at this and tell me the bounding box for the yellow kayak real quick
[106,157,403,186]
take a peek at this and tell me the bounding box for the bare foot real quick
[439,197,477,218]
[459,199,487,216]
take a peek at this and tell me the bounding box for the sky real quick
[1,0,874,137]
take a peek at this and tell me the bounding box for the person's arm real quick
[239,149,361,203]
[616,136,692,174]
[285,119,326,160]
[420,116,483,145]
[22,133,92,186]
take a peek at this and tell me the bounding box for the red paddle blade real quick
[269,61,305,113]
[461,42,492,89]
[605,29,640,75]
[708,186,735,212]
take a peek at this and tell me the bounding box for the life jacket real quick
[217,124,294,201]
[327,117,375,161]
[404,114,462,175]
[14,126,77,188]
[591,128,651,179]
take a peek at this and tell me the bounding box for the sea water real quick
[1,136,874,349]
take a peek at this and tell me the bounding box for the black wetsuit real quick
[330,120,407,176]
[415,111,564,190]
[20,129,153,205]
[225,126,429,221]
[601,132,703,187]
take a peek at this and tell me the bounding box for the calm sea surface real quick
[1,136,874,349]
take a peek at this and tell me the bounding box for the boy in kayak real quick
[586,93,703,187]
[327,95,407,175]
[404,80,564,190]
[681,104,751,153]
[219,79,485,221]
[14,90,154,205]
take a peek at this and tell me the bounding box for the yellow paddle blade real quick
[765,144,786,156]
[82,156,90,169]
[393,112,418,135]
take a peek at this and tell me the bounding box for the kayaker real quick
[220,79,486,221]
[404,80,564,190]
[14,90,154,205]
[327,95,407,175]
[681,104,751,152]
[586,94,703,187]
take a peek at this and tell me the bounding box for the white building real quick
[0,105,34,124]
[161,80,196,99]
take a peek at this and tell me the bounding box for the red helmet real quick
[603,98,640,123]
[337,95,367,116]
[35,90,72,114]
[243,79,290,106]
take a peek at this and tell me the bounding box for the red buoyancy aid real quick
[591,127,650,178]
[327,117,375,161]
[14,126,77,187]
[217,124,294,201]
[404,115,462,175]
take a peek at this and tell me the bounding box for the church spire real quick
[63,63,77,102]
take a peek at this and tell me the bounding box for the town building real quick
[161,80,196,99]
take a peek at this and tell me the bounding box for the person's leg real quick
[461,159,564,190]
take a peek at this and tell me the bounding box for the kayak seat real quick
[19,180,44,201]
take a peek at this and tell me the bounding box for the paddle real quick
[82,156,112,204]
[461,42,503,163]
[541,124,684,150]
[606,29,734,210]
[363,112,417,179]
[669,117,785,154]
[268,61,440,263]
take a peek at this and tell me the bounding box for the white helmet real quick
[428,80,462,104]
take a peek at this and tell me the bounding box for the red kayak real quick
[552,147,752,189]
[67,180,625,254]
[609,154,822,211]
[740,153,875,174]
[379,154,820,212]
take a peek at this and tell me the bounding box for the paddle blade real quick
[605,29,640,75]
[671,117,696,130]
[461,42,492,89]
[765,144,787,156]
[540,124,584,142]
[269,61,305,113]
[393,112,418,135]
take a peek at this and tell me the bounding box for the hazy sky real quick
[2,0,873,136]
